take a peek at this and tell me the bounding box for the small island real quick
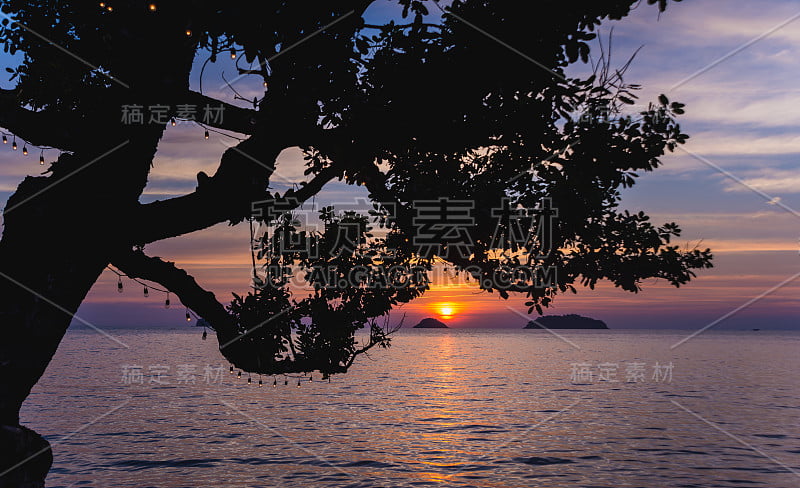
[413,318,449,328]
[524,314,608,329]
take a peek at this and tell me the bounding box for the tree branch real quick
[110,249,282,372]
[282,164,342,203]
[0,89,78,151]
[0,88,258,151]
[183,90,258,135]
[342,315,403,369]
[132,139,341,244]
[111,248,390,376]
[110,249,238,339]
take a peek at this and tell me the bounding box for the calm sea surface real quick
[21,328,800,488]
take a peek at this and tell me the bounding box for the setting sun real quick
[435,302,459,320]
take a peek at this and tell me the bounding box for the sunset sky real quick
[1,0,798,330]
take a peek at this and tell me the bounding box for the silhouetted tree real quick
[0,0,707,486]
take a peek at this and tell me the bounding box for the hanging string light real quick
[170,118,177,127]
[194,122,245,143]
[201,329,207,340]
[237,371,242,379]
[247,376,252,385]
[230,365,234,374]
[204,130,209,140]
[148,3,156,11]
[230,49,237,59]
[0,132,57,162]
[107,266,191,330]
[185,28,192,36]
[284,377,288,386]
[272,378,277,387]
[296,379,301,388]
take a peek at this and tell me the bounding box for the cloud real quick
[665,3,800,45]
[586,0,800,141]
[676,91,800,129]
[684,132,800,156]
[720,169,800,194]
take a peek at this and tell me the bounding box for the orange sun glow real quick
[435,302,458,320]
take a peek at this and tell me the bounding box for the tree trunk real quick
[0,121,161,485]
[0,11,218,485]
[0,255,105,486]
[0,174,109,486]
[0,425,53,488]
[0,231,105,426]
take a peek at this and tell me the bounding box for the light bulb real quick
[186,310,191,322]
[99,2,105,6]
[106,6,112,11]
[237,371,242,378]
[296,379,301,387]
[2,136,7,144]
[12,141,17,151]
[230,365,234,374]
[204,130,209,140]
[22,146,27,155]
[230,50,236,59]
[258,379,263,387]
[143,286,148,297]
[272,378,277,387]
[185,29,192,36]
[247,377,251,384]
[170,118,176,127]
[148,3,156,11]
[202,330,207,340]
[165,297,170,309]
[39,154,44,165]
[117,280,123,293]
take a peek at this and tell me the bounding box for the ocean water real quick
[20,328,800,488]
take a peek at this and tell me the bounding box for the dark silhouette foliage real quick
[0,0,704,441]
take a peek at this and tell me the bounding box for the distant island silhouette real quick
[524,314,608,329]
[413,318,449,328]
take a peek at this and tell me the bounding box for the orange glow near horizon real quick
[434,302,459,320]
